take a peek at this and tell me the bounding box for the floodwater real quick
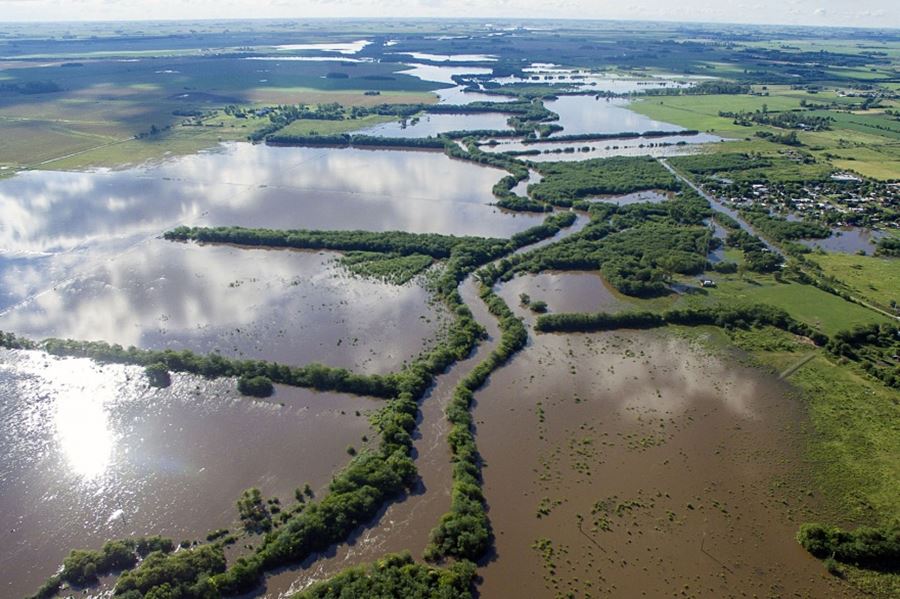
[800,227,886,255]
[233,214,590,598]
[241,261,507,599]
[497,271,628,317]
[0,349,380,599]
[473,330,858,598]
[395,52,497,62]
[587,190,671,206]
[354,112,512,138]
[495,67,698,94]
[481,133,721,162]
[397,63,513,105]
[272,40,371,55]
[545,96,684,136]
[0,242,444,374]
[512,169,543,198]
[0,142,543,310]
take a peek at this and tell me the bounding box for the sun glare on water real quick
[46,357,116,479]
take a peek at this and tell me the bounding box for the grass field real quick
[273,114,395,137]
[677,273,889,336]
[630,91,900,179]
[695,324,900,531]
[809,253,900,312]
[0,54,441,170]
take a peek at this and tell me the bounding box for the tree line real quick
[534,303,828,345]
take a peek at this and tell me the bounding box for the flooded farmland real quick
[0,349,380,599]
[472,329,856,598]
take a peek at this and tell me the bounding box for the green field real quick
[677,273,889,336]
[810,253,900,312]
[630,90,900,179]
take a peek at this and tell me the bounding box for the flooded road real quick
[473,329,858,598]
[0,349,380,599]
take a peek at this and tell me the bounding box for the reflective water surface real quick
[474,330,853,598]
[0,142,543,311]
[801,227,887,255]
[0,349,380,599]
[0,242,444,373]
[546,96,684,136]
[354,112,511,138]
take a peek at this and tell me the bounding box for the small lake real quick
[0,349,380,599]
[800,226,887,255]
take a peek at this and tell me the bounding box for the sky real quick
[0,0,897,29]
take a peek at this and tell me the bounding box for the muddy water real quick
[497,271,628,317]
[0,349,380,599]
[512,169,542,198]
[473,330,857,598]
[242,216,590,598]
[245,274,504,599]
[0,143,543,310]
[0,242,444,374]
[588,190,670,206]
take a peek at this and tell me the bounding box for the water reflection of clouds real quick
[614,337,759,420]
[0,143,540,310]
[0,242,442,373]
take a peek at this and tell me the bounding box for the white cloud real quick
[0,0,896,27]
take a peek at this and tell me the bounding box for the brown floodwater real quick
[472,328,859,598]
[497,271,628,317]
[235,214,591,598]
[241,272,504,598]
[0,349,380,599]
[0,241,444,374]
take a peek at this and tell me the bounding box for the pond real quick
[0,349,380,599]
[800,226,887,255]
